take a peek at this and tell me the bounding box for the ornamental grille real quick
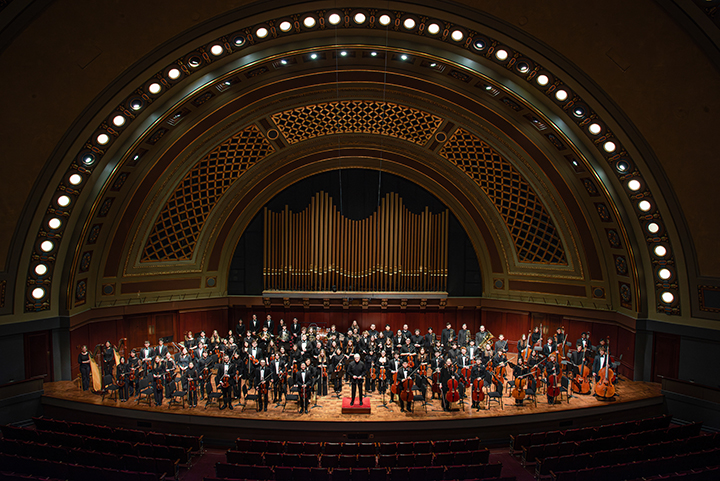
[142,125,274,261]
[270,100,443,145]
[439,129,567,265]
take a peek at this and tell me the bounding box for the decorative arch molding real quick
[11,1,688,322]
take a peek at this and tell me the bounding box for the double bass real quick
[594,346,616,398]
[571,346,591,394]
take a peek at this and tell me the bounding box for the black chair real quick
[283,385,299,412]
[241,384,259,412]
[136,377,154,406]
[102,374,119,402]
[204,385,223,409]
[169,380,186,409]
[486,383,503,410]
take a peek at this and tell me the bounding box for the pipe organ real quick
[263,192,449,293]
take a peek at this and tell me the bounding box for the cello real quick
[445,376,460,405]
[511,375,526,401]
[546,357,561,403]
[472,376,485,407]
[594,346,616,399]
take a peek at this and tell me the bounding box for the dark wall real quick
[228,169,481,296]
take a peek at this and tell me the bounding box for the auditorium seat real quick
[414,452,433,467]
[324,442,342,455]
[329,467,350,481]
[443,465,467,480]
[378,442,397,455]
[285,441,304,454]
[263,451,282,466]
[357,455,376,468]
[266,439,284,453]
[358,443,376,455]
[274,466,293,481]
[304,442,323,455]
[389,466,410,481]
[310,467,331,481]
[339,454,357,468]
[433,439,450,453]
[320,454,339,468]
[378,454,397,468]
[413,441,432,453]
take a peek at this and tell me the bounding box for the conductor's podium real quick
[342,397,371,414]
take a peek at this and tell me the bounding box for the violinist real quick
[78,345,92,391]
[389,352,402,402]
[216,354,236,410]
[209,330,221,350]
[117,356,129,402]
[364,349,377,393]
[481,342,494,365]
[295,362,313,414]
[176,346,191,375]
[152,355,164,406]
[185,361,198,408]
[412,329,424,351]
[447,341,460,363]
[139,341,154,377]
[470,358,487,409]
[247,339,263,373]
[164,352,177,399]
[330,347,345,393]
[155,338,169,359]
[194,341,206,362]
[297,334,312,360]
[457,346,471,370]
[231,350,246,401]
[376,351,390,395]
[396,359,413,412]
[128,349,140,397]
[545,354,561,404]
[254,358,272,411]
[531,326,542,346]
[347,353,366,406]
[197,331,208,348]
[185,331,197,350]
[197,350,214,400]
[270,353,286,403]
[440,358,458,412]
[383,338,395,356]
[400,337,416,364]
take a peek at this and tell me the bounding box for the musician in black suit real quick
[139,341,154,377]
[185,361,198,408]
[155,338,169,359]
[249,314,261,335]
[592,346,613,382]
[270,353,286,403]
[424,327,436,350]
[264,315,275,336]
[197,350,214,400]
[215,354,236,410]
[441,322,455,348]
[295,362,313,414]
[494,334,509,355]
[457,323,471,347]
[116,356,129,402]
[347,353,366,406]
[254,358,272,411]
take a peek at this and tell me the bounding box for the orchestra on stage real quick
[78,317,621,414]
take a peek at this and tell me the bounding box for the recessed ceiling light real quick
[96,133,110,145]
[233,36,245,46]
[354,13,366,24]
[647,222,660,234]
[555,90,568,101]
[112,115,125,127]
[588,123,602,135]
[370,52,377,57]
[57,195,71,207]
[451,30,463,42]
[573,106,585,117]
[303,16,316,28]
[280,59,287,65]
[603,141,616,152]
[130,99,143,111]
[638,200,652,212]
[429,62,437,67]
[536,74,549,86]
[168,68,181,80]
[48,218,62,230]
[495,49,508,61]
[41,240,54,252]
[654,245,667,257]
[256,27,268,38]
[403,18,416,29]
[69,174,83,185]
[401,54,408,60]
[658,268,672,280]
[210,44,224,56]
[328,13,341,25]
[82,154,95,165]
[379,14,392,26]
[148,82,162,94]
[661,291,674,304]
[340,51,347,57]
[473,40,485,51]
[310,53,318,60]
[32,287,45,300]
[627,179,642,191]
[279,21,292,32]
[35,264,48,276]
[427,23,441,35]
[517,62,530,73]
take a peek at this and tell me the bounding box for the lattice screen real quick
[270,100,443,145]
[439,129,567,265]
[142,125,274,261]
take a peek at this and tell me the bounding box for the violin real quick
[117,373,125,388]
[200,367,209,383]
[370,365,377,380]
[221,374,230,389]
[594,345,616,398]
[155,375,163,392]
[258,380,268,395]
[547,367,561,401]
[418,363,427,377]
[188,377,196,392]
[460,366,472,384]
[445,377,460,403]
[299,383,312,399]
[472,377,485,403]
[378,366,387,381]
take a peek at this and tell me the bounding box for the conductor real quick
[347,353,366,406]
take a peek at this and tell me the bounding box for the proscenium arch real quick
[14,1,680,320]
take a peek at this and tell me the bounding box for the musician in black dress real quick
[116,356,129,401]
[197,350,214,400]
[254,358,272,411]
[102,341,115,376]
[185,361,198,408]
[295,362,313,414]
[347,353,366,406]
[152,355,164,406]
[78,345,91,391]
[163,352,176,399]
[216,354,236,410]
[128,349,140,397]
[330,347,345,394]
[317,349,329,396]
[470,358,487,409]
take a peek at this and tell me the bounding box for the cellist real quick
[429,350,444,400]
[545,354,561,404]
[470,357,486,409]
[396,359,413,412]
[440,358,459,412]
[511,357,530,406]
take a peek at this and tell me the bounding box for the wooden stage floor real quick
[41,376,664,445]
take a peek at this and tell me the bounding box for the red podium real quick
[341,397,371,414]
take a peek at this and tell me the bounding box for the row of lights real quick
[32,7,676,313]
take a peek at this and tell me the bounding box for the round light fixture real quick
[310,53,318,60]
[495,49,508,61]
[536,74,549,86]
[573,106,586,118]
[451,30,464,42]
[379,14,392,26]
[427,23,441,35]
[168,68,181,80]
[210,44,224,56]
[96,133,110,145]
[555,90,568,101]
[279,21,292,32]
[647,222,660,234]
[57,195,71,207]
[35,264,48,276]
[340,51,347,57]
[403,18,416,29]
[130,99,143,111]
[256,27,268,38]
[654,245,667,257]
[112,115,126,127]
[658,268,672,280]
[328,13,341,25]
[48,218,62,230]
[516,62,530,73]
[148,82,162,94]
[627,179,642,191]
[233,36,245,47]
[473,39,485,51]
[303,16,316,28]
[41,240,54,252]
[69,174,83,186]
[588,123,602,135]
[32,288,45,300]
[638,200,652,212]
[354,13,366,24]
[661,291,675,304]
[616,160,630,172]
[603,141,616,152]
